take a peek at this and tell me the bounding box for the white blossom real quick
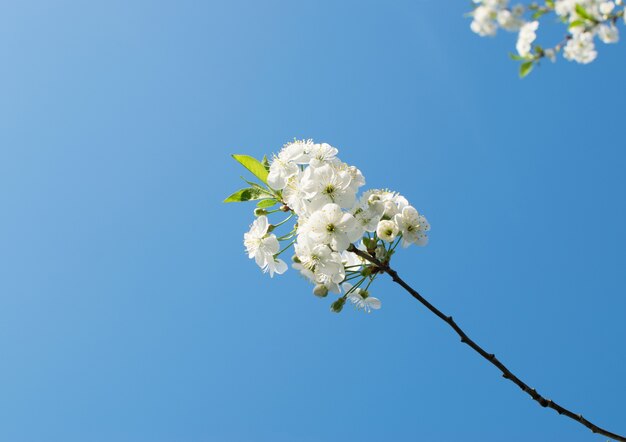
[599,1,616,15]
[308,142,338,168]
[293,235,345,284]
[564,30,598,64]
[598,23,619,43]
[243,216,287,277]
[343,283,382,313]
[301,163,357,211]
[468,0,625,72]
[498,9,524,31]
[394,206,430,247]
[351,192,385,232]
[233,139,431,312]
[516,21,539,57]
[377,220,399,243]
[471,5,499,36]
[283,170,311,216]
[299,203,362,252]
[267,140,311,189]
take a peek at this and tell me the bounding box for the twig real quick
[347,244,626,442]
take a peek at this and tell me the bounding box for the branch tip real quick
[352,252,626,441]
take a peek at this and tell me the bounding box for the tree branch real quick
[347,244,626,442]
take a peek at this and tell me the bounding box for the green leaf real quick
[232,154,269,184]
[256,199,278,208]
[575,4,595,21]
[519,61,534,78]
[223,187,273,203]
[509,53,526,61]
[568,19,585,29]
[262,155,270,172]
[546,0,555,8]
[532,10,546,19]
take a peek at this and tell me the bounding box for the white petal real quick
[272,258,288,276]
[255,216,269,235]
[365,297,381,310]
[321,203,343,222]
[331,232,350,252]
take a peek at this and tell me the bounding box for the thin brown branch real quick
[347,244,626,442]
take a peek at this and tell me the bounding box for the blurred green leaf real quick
[519,61,534,78]
[575,4,595,21]
[568,19,585,29]
[532,10,546,19]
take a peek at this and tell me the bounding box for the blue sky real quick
[1,1,625,441]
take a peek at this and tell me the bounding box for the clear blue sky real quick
[1,1,624,441]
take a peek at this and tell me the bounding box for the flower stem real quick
[272,213,294,229]
[346,244,626,442]
[275,239,296,257]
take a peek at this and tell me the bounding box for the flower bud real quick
[313,284,328,298]
[292,255,301,263]
[267,224,275,232]
[363,237,376,250]
[254,208,267,217]
[368,194,381,204]
[375,245,387,260]
[377,220,399,242]
[330,297,346,313]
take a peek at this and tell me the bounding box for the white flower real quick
[236,140,432,312]
[544,48,556,62]
[362,189,407,219]
[265,255,288,277]
[294,235,345,283]
[267,140,311,190]
[599,1,615,15]
[337,162,366,196]
[284,139,313,164]
[511,4,524,16]
[497,10,524,31]
[343,283,381,313]
[564,30,598,63]
[471,5,498,37]
[394,206,430,247]
[597,24,619,43]
[555,0,577,17]
[283,170,311,216]
[516,21,539,57]
[300,203,362,252]
[308,143,338,168]
[243,216,287,277]
[351,192,385,232]
[376,220,399,242]
[301,163,357,211]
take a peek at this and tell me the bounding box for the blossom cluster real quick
[467,0,625,76]
[226,141,430,313]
